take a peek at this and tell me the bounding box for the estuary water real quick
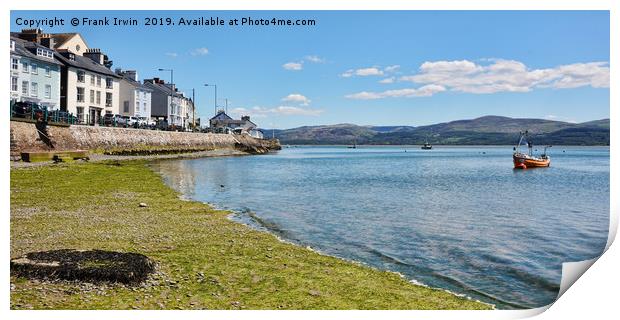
[151,146,610,309]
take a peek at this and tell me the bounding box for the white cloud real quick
[283,62,303,71]
[384,65,400,73]
[165,52,178,58]
[399,59,609,94]
[282,94,311,106]
[341,67,384,77]
[190,47,209,56]
[379,77,395,84]
[305,55,325,63]
[345,84,446,100]
[273,106,323,116]
[232,105,322,117]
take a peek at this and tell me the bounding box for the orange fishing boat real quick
[513,131,551,169]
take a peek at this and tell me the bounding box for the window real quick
[143,102,147,112]
[123,101,129,113]
[45,66,51,77]
[45,85,52,99]
[31,82,38,97]
[77,87,85,102]
[22,81,29,95]
[10,40,15,51]
[11,77,18,92]
[31,63,38,75]
[106,93,113,107]
[135,101,139,112]
[106,78,113,89]
[96,76,101,87]
[90,90,95,103]
[96,91,101,105]
[77,70,85,83]
[22,62,29,73]
[90,74,95,85]
[36,47,54,58]
[11,58,18,70]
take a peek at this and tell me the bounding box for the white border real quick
[2,1,617,319]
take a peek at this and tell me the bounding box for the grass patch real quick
[10,161,491,310]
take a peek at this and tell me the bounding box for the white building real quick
[144,78,193,129]
[10,36,62,110]
[55,48,121,124]
[179,93,195,130]
[116,69,152,121]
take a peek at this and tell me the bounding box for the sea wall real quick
[10,120,279,159]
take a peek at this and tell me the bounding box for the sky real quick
[11,11,610,128]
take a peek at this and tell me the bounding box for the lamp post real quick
[192,88,196,131]
[204,84,217,116]
[158,68,174,127]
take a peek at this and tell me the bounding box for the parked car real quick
[124,116,139,128]
[103,114,127,127]
[11,101,46,119]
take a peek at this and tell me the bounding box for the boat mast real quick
[516,131,525,152]
[525,131,533,156]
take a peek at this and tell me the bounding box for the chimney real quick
[241,116,250,121]
[18,28,43,42]
[125,70,138,81]
[40,34,56,49]
[84,48,105,65]
[116,69,139,81]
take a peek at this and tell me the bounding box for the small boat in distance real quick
[347,140,357,149]
[513,131,551,169]
[421,138,433,150]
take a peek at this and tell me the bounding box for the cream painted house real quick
[14,29,89,56]
[55,49,120,124]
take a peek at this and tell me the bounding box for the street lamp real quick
[204,84,217,116]
[158,68,174,127]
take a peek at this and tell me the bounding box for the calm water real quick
[151,146,609,309]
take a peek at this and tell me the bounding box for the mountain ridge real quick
[266,116,610,146]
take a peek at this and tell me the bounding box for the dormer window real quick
[10,40,15,51]
[36,47,54,59]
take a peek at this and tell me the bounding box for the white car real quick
[126,116,139,127]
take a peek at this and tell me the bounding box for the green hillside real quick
[270,116,610,146]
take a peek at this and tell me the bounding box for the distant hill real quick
[267,116,609,146]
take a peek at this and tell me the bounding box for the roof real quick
[10,36,62,66]
[53,50,119,77]
[209,112,257,127]
[144,80,184,97]
[120,74,153,91]
[43,33,89,50]
[210,112,233,121]
[47,33,83,47]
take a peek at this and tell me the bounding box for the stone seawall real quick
[10,120,279,159]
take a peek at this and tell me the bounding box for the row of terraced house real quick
[10,28,195,129]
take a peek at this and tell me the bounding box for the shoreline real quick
[9,148,250,168]
[224,210,498,309]
[10,156,491,310]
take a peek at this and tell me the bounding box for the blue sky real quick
[11,11,609,128]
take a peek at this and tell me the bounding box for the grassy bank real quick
[10,160,490,310]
